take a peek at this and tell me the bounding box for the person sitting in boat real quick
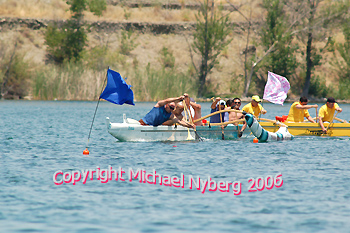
[242,95,267,118]
[184,96,202,126]
[226,97,247,137]
[318,97,342,134]
[139,94,195,128]
[286,96,318,123]
[163,95,202,126]
[226,99,233,108]
[162,102,184,125]
[210,97,226,123]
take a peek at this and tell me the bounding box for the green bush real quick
[119,30,138,55]
[0,41,32,99]
[159,47,175,68]
[308,75,330,98]
[83,45,124,71]
[132,64,195,101]
[335,79,350,100]
[45,20,87,64]
[45,0,106,64]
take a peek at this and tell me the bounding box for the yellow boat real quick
[194,110,349,137]
[258,120,350,137]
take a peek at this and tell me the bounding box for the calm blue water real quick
[1,100,350,232]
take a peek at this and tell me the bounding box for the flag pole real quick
[83,67,109,155]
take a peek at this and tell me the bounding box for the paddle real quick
[209,119,245,126]
[315,107,318,123]
[185,100,203,141]
[219,109,224,140]
[259,118,288,127]
[304,117,316,122]
[182,100,195,141]
[335,117,348,123]
[325,111,339,132]
[193,109,243,123]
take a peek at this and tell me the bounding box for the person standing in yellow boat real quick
[318,97,342,133]
[286,97,318,123]
[242,95,267,118]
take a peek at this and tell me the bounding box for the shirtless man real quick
[227,98,247,137]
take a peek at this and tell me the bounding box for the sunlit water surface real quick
[1,101,350,232]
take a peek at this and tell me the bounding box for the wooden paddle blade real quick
[195,131,203,141]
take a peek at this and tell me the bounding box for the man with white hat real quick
[210,97,227,123]
[242,95,267,118]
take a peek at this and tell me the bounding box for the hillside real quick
[0,0,347,101]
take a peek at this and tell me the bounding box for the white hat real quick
[216,100,226,106]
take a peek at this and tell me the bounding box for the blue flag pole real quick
[83,68,135,155]
[83,67,109,155]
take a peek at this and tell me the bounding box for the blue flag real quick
[100,69,135,105]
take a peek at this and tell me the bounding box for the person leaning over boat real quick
[185,96,202,126]
[286,96,318,123]
[210,97,226,123]
[318,97,342,133]
[139,94,195,128]
[242,95,267,118]
[162,102,184,125]
[227,97,247,137]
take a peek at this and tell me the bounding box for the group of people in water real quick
[138,93,343,135]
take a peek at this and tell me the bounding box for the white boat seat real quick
[126,118,141,125]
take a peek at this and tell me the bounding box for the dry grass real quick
[0,0,263,23]
[0,0,70,19]
[0,0,347,100]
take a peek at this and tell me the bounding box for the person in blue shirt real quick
[210,97,226,123]
[139,94,195,128]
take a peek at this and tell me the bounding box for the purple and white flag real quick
[263,71,290,105]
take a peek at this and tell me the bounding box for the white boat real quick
[106,114,242,142]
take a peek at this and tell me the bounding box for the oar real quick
[304,117,316,122]
[182,100,195,141]
[315,107,318,123]
[193,109,243,123]
[209,119,245,126]
[325,111,339,132]
[335,117,348,123]
[259,118,288,127]
[219,109,224,140]
[184,100,203,141]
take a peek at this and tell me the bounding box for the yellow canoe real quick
[258,121,350,137]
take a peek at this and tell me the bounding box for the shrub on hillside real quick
[0,41,31,99]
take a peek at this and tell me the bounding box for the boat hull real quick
[259,122,350,137]
[106,117,241,141]
[195,125,239,140]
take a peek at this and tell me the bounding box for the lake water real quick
[1,100,350,232]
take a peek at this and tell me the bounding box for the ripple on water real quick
[1,101,350,232]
